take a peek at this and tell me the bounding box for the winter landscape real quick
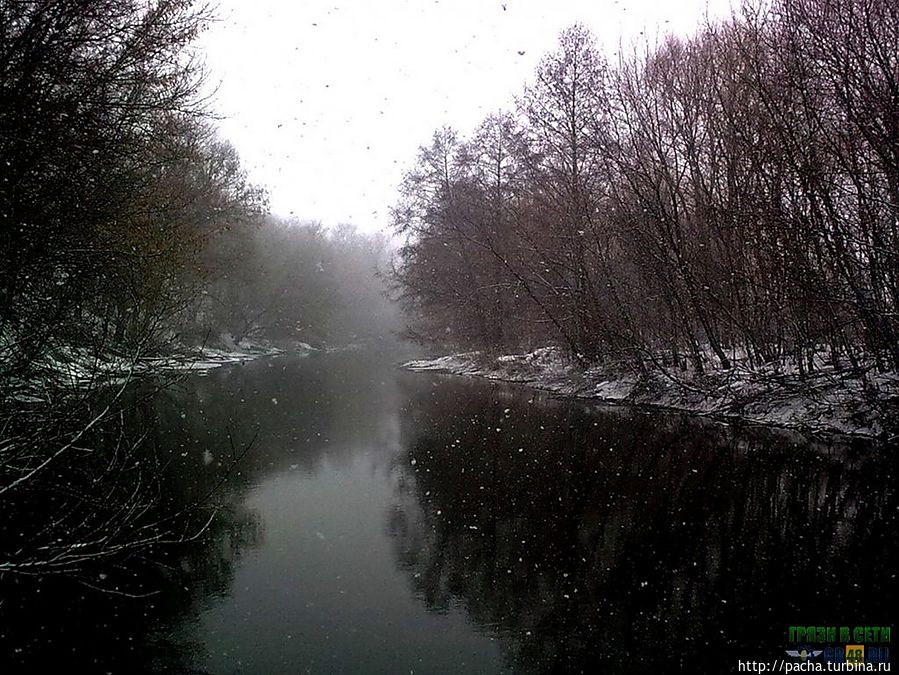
[1,0,895,673]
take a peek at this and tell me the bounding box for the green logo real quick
[786,625,891,665]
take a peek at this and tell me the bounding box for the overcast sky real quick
[199,0,732,233]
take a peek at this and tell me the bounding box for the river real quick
[1,351,895,673]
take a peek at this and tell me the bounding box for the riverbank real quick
[403,348,899,438]
[10,338,318,403]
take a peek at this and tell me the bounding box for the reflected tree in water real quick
[387,377,897,673]
[0,383,264,673]
[1,353,410,671]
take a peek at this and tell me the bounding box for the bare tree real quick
[394,4,898,387]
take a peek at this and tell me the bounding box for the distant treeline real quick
[393,0,898,375]
[198,219,398,349]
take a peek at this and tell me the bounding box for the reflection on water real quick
[1,352,894,673]
[390,376,896,673]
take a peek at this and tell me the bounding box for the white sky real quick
[199,0,733,233]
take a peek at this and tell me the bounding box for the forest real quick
[0,0,395,578]
[2,0,896,580]
[0,1,895,671]
[393,0,899,383]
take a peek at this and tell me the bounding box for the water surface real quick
[1,351,894,673]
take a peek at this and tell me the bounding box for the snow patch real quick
[403,348,898,439]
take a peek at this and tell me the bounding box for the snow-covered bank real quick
[144,344,286,375]
[10,339,317,401]
[404,348,899,439]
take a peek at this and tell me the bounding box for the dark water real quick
[1,352,895,673]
